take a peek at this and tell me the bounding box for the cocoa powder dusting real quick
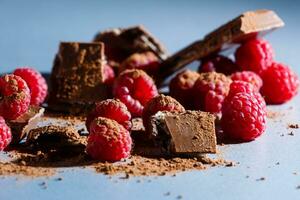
[0,113,234,178]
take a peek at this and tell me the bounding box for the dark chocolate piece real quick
[26,125,87,151]
[7,106,44,144]
[158,10,284,84]
[48,42,109,113]
[150,111,216,154]
[94,25,168,63]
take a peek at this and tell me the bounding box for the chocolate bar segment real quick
[150,111,216,154]
[94,25,168,63]
[158,10,284,83]
[48,42,109,113]
[8,106,45,144]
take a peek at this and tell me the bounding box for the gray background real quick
[0,0,300,200]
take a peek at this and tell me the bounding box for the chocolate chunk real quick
[149,111,216,154]
[7,106,45,144]
[94,25,168,64]
[47,42,109,113]
[26,125,87,152]
[158,10,284,84]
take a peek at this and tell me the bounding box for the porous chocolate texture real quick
[149,111,217,155]
[158,9,284,84]
[7,106,45,144]
[48,42,109,113]
[26,125,87,152]
[94,25,168,64]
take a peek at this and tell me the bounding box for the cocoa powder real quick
[0,113,233,178]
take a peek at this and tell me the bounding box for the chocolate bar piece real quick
[7,106,44,144]
[94,25,168,63]
[158,10,284,83]
[149,111,216,154]
[26,125,87,151]
[48,42,109,113]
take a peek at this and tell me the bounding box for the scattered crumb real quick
[288,124,299,129]
[177,195,183,199]
[296,185,300,190]
[164,192,170,196]
[256,177,266,181]
[288,132,294,136]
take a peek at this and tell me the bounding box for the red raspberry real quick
[142,94,185,130]
[193,72,231,113]
[228,81,256,97]
[235,39,274,75]
[0,74,31,120]
[103,64,115,85]
[221,92,266,141]
[261,62,299,104]
[86,117,132,161]
[86,99,132,131]
[204,90,226,115]
[199,55,239,75]
[113,69,158,117]
[169,70,200,109]
[13,67,48,106]
[120,51,160,76]
[231,71,262,91]
[0,116,12,151]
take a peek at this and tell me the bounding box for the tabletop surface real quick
[0,0,300,199]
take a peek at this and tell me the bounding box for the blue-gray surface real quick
[0,0,300,199]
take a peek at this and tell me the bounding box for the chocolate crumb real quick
[256,177,266,181]
[288,132,294,136]
[164,192,171,196]
[177,195,183,199]
[296,185,300,190]
[288,124,299,129]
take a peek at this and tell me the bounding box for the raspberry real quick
[204,90,226,115]
[169,70,200,109]
[221,92,266,141]
[235,39,274,75]
[86,117,132,161]
[120,51,160,76]
[103,64,115,85]
[261,62,299,104]
[142,94,185,130]
[198,55,239,75]
[113,69,158,117]
[0,74,31,120]
[193,72,231,113]
[0,116,12,151]
[86,99,132,131]
[13,67,48,106]
[231,71,262,91]
[228,81,256,97]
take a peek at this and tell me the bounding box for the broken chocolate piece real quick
[7,106,45,144]
[26,125,87,152]
[158,10,284,83]
[94,25,168,63]
[47,42,109,113]
[150,111,216,154]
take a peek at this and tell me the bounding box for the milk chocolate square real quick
[48,42,109,113]
[150,111,216,154]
